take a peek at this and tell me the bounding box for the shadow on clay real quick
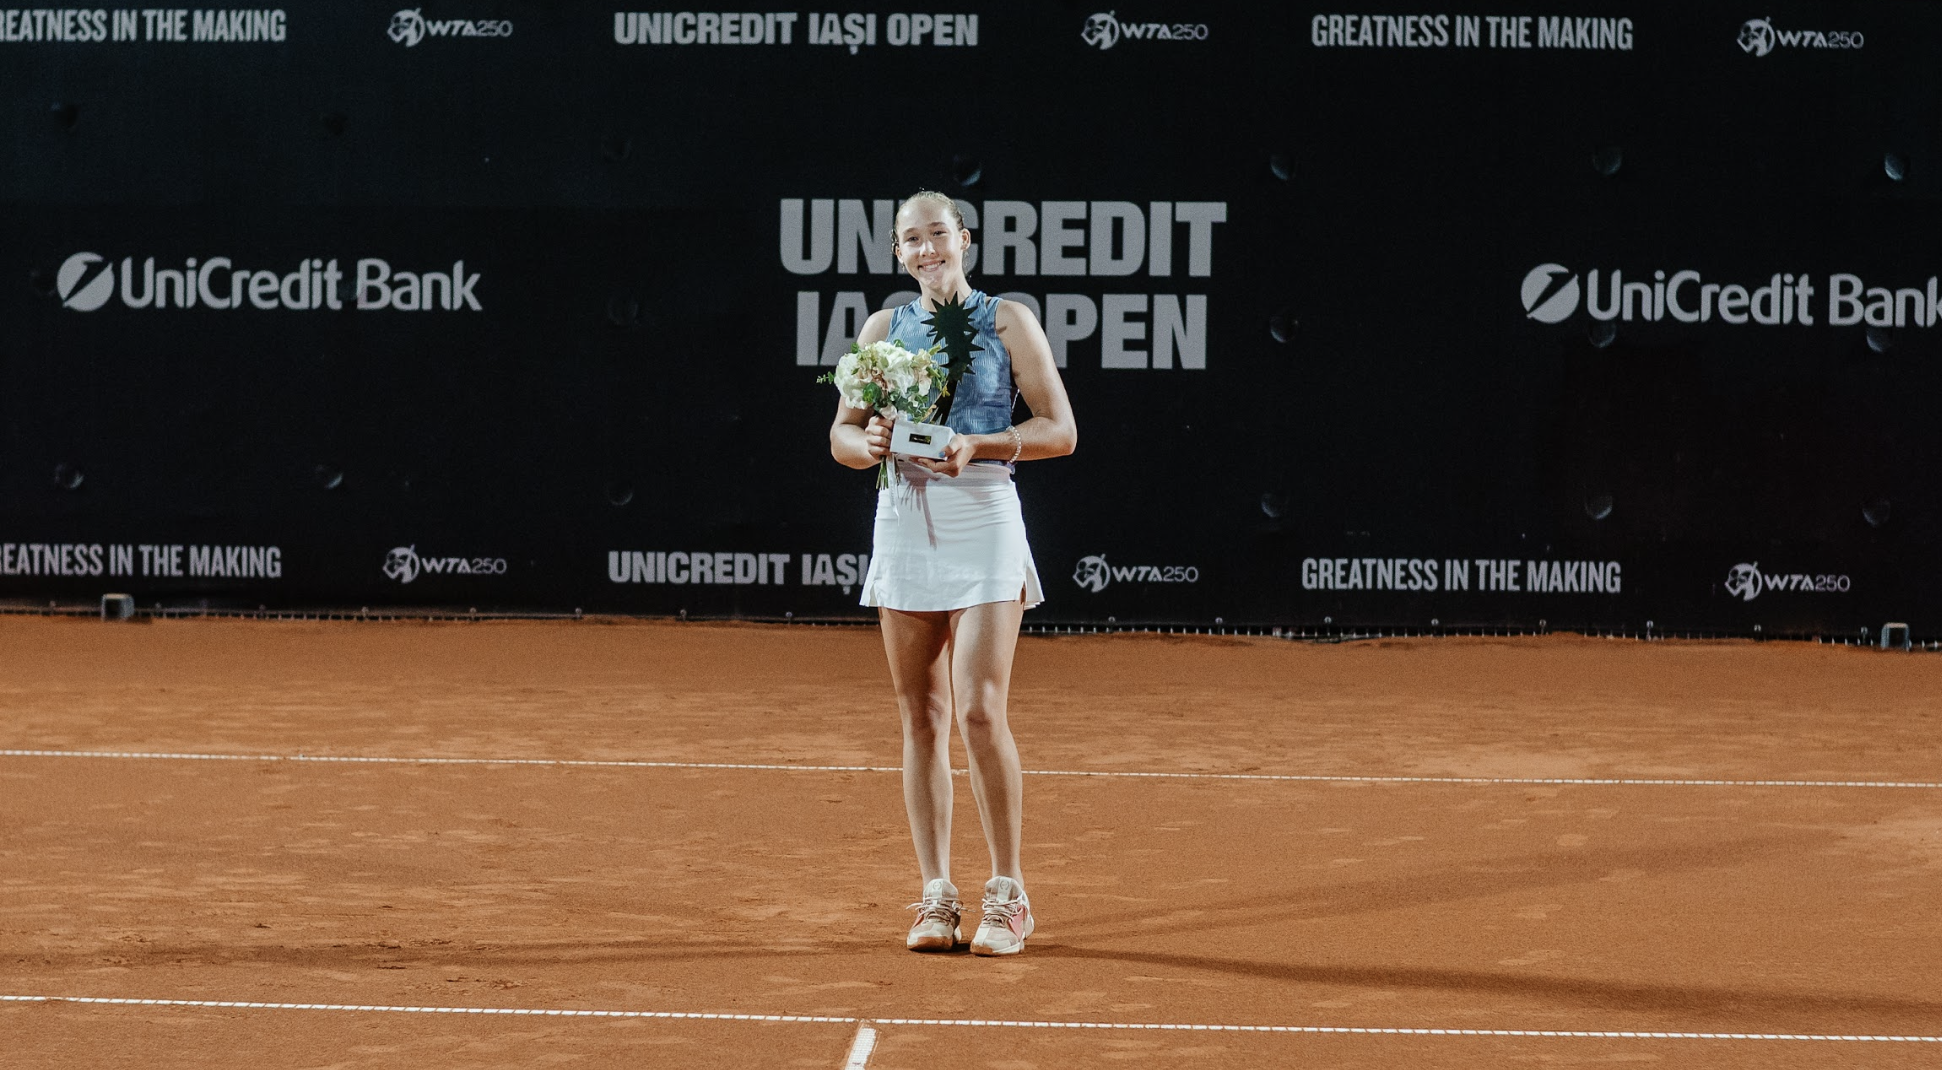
[1043,830,1825,943]
[1009,829,1942,1026]
[1027,943,1942,1026]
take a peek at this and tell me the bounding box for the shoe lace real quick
[980,892,1025,925]
[906,896,960,924]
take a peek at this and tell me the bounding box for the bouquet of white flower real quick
[821,339,949,487]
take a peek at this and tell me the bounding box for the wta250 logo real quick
[388,8,513,47]
[1722,562,1850,601]
[1072,554,1199,592]
[1073,555,1111,592]
[1081,11,1209,50]
[382,545,509,583]
[1736,17,1862,57]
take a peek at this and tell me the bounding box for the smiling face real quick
[894,196,971,301]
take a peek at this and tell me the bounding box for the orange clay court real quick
[2,614,1939,1069]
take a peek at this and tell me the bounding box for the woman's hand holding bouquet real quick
[820,339,948,488]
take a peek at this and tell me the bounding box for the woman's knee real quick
[955,700,1008,739]
[902,700,951,742]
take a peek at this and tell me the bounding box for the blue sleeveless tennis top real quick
[885,289,1017,438]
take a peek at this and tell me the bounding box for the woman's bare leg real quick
[879,607,955,886]
[947,599,1027,886]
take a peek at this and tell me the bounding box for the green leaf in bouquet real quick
[922,294,982,424]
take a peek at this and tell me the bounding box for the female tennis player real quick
[828,190,1077,955]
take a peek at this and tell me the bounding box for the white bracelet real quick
[1005,425,1023,464]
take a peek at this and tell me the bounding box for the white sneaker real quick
[906,878,962,952]
[970,876,1034,956]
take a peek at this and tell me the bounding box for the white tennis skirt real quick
[860,460,1045,612]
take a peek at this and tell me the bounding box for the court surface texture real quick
[2,615,1939,1069]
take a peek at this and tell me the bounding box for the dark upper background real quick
[2,2,1935,633]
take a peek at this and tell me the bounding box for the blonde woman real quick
[828,190,1077,955]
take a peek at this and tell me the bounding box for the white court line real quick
[843,1022,878,1068]
[2,749,1940,790]
[2,995,1937,1044]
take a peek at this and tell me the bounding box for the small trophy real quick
[923,293,982,425]
[884,294,981,464]
[890,418,953,460]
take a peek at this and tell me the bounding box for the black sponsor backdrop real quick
[1,2,1937,633]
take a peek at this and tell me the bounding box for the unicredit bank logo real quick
[46,253,483,312]
[57,252,116,311]
[1522,263,1580,323]
[1516,263,1942,328]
